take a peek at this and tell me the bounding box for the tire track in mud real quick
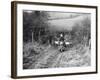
[34,49,60,68]
[29,47,61,69]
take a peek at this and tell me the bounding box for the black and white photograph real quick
[11,1,97,78]
[23,11,91,69]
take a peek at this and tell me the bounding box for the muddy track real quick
[29,48,60,69]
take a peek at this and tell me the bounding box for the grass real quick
[23,41,91,69]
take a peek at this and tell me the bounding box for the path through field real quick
[26,44,91,69]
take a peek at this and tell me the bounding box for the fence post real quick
[32,32,33,43]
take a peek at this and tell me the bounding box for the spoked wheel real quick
[58,46,65,52]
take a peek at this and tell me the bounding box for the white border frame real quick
[16,3,97,76]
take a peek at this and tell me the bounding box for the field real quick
[23,41,91,69]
